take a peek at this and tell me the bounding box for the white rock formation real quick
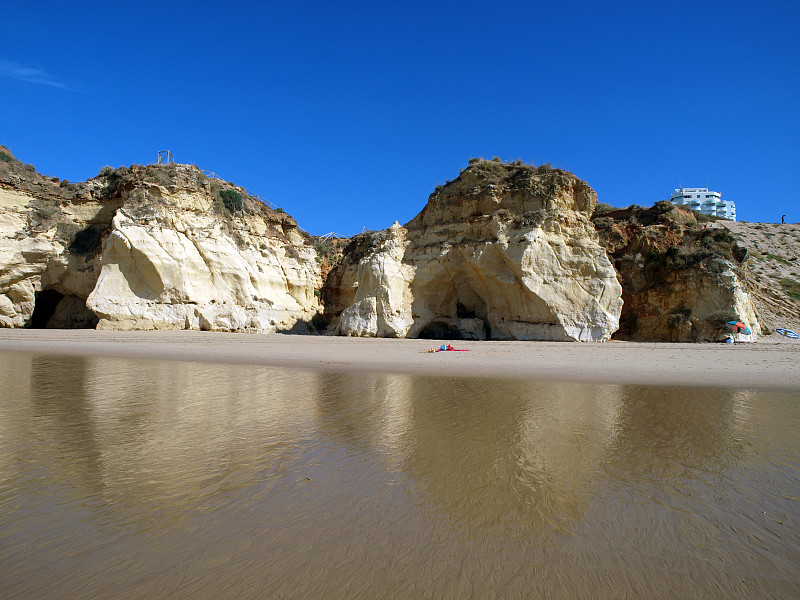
[1,156,322,332]
[326,162,624,341]
[335,222,415,337]
[0,186,102,327]
[2,150,764,343]
[88,201,320,331]
[83,170,321,331]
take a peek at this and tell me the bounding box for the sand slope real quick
[724,221,800,335]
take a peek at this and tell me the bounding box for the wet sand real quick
[0,329,798,389]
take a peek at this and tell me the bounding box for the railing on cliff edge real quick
[198,169,302,232]
[316,232,350,243]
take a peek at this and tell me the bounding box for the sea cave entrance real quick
[28,289,99,329]
[29,289,64,328]
[417,321,464,340]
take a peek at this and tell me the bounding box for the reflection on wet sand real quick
[0,352,798,599]
[317,375,626,536]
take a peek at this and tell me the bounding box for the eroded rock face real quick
[0,148,321,331]
[325,161,623,341]
[87,189,320,331]
[720,221,800,337]
[2,147,764,342]
[592,202,760,341]
[324,223,414,338]
[0,159,110,328]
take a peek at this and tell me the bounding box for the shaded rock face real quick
[592,202,760,341]
[0,148,321,331]
[324,161,623,341]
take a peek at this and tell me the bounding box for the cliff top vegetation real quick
[592,201,747,271]
[407,158,597,230]
[436,157,590,197]
[0,145,295,227]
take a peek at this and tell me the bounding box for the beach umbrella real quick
[727,321,751,334]
[727,320,751,342]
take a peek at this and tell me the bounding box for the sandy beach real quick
[1,329,798,390]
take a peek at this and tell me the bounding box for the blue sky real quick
[2,1,798,234]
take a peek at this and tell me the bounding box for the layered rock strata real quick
[0,153,111,328]
[324,160,623,341]
[720,221,800,337]
[0,148,321,331]
[3,146,766,343]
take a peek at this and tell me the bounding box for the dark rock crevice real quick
[28,290,98,329]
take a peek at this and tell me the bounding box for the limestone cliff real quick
[3,146,770,343]
[592,202,760,341]
[0,147,321,331]
[324,159,623,341]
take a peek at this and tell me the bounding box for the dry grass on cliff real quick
[722,221,800,335]
[592,201,746,268]
[1,145,293,227]
[0,146,110,254]
[427,158,581,199]
[1,146,303,258]
[407,158,596,232]
[0,145,93,203]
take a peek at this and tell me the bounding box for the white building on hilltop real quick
[668,187,736,221]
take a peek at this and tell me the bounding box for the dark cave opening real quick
[29,289,65,328]
[456,300,492,339]
[417,321,463,340]
[456,302,476,319]
[28,290,99,329]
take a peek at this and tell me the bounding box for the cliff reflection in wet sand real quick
[0,351,797,599]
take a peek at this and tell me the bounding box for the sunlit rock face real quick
[0,148,322,331]
[0,188,61,327]
[324,160,623,341]
[3,147,761,342]
[324,222,415,338]
[86,172,321,332]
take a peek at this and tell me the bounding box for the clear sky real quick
[2,1,798,234]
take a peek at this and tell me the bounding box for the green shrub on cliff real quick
[593,203,619,216]
[698,228,745,262]
[219,189,243,212]
[695,211,722,223]
[667,308,692,328]
[767,253,791,265]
